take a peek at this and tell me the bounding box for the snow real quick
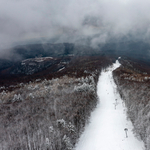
[58,67,65,72]
[75,60,145,150]
[22,57,54,63]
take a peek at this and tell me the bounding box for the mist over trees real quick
[0,0,150,149]
[1,0,150,61]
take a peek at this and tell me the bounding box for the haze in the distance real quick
[0,0,150,56]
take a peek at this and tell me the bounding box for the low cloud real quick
[0,0,150,54]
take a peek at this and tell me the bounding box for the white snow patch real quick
[22,57,54,63]
[75,60,145,150]
[58,67,65,72]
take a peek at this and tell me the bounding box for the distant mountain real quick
[0,41,150,76]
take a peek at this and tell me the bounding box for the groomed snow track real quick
[75,60,144,150]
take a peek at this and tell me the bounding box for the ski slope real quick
[75,60,145,150]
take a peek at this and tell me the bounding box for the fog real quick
[0,0,150,56]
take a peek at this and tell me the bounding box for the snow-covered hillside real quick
[75,60,145,150]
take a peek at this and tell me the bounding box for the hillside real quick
[0,55,114,150]
[113,58,150,149]
[75,60,144,150]
[1,42,150,149]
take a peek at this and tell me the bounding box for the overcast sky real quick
[0,0,150,51]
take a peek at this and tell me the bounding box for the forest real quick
[113,59,150,149]
[0,56,113,150]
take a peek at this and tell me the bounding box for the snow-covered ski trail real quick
[75,60,145,150]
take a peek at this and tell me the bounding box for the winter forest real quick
[0,56,113,149]
[1,0,150,149]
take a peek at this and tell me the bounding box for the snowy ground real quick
[75,60,145,150]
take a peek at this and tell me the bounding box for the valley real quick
[0,43,150,149]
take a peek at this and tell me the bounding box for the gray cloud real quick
[0,0,150,53]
